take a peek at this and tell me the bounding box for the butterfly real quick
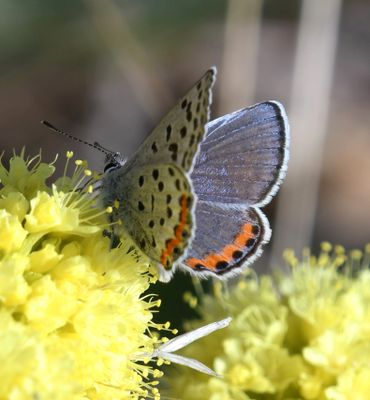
[101,67,289,282]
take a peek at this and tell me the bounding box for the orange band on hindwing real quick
[160,194,189,268]
[186,223,259,272]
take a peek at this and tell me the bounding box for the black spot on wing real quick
[189,134,195,147]
[215,261,229,270]
[151,195,155,211]
[152,169,159,180]
[168,143,178,163]
[252,225,260,235]
[151,142,158,153]
[166,125,172,141]
[232,250,243,260]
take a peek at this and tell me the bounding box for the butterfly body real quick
[101,68,216,281]
[101,68,289,281]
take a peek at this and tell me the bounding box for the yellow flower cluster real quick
[0,150,166,400]
[167,243,370,400]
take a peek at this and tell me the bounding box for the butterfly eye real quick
[104,162,118,173]
[104,152,125,173]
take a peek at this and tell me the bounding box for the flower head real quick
[0,151,166,399]
[166,243,370,400]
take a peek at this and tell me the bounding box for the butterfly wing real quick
[106,163,193,281]
[190,101,289,207]
[183,201,270,277]
[126,67,216,172]
[182,101,289,277]
[102,68,216,281]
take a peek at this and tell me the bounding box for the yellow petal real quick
[0,254,30,306]
[0,209,28,254]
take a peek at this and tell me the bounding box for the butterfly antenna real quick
[93,141,113,154]
[41,120,111,155]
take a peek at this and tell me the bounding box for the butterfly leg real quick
[102,228,120,249]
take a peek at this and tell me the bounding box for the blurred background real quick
[0,0,369,321]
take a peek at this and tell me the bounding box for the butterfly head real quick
[103,151,125,173]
